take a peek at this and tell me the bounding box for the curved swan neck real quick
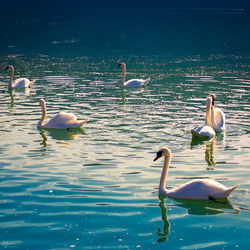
[8,66,14,88]
[37,103,46,128]
[159,154,171,192]
[205,98,212,126]
[121,63,126,82]
[210,105,218,129]
[210,105,214,123]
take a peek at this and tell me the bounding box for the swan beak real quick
[117,64,121,68]
[5,66,9,71]
[154,151,163,161]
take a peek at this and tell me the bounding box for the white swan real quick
[191,96,215,139]
[154,147,239,200]
[5,65,36,89]
[117,62,150,88]
[37,99,88,129]
[210,94,226,132]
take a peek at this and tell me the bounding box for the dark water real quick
[0,1,249,249]
[1,0,250,58]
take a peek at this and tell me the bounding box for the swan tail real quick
[191,129,199,137]
[78,119,89,127]
[144,78,150,85]
[191,128,205,138]
[29,79,37,86]
[71,119,88,128]
[213,184,240,200]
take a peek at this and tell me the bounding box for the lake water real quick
[0,1,249,249]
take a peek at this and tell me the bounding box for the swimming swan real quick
[191,96,215,139]
[153,147,239,200]
[210,94,226,132]
[5,65,36,89]
[117,62,150,88]
[37,99,88,129]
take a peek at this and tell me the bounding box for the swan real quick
[5,65,36,89]
[117,62,150,87]
[37,99,88,129]
[191,96,215,139]
[210,94,226,132]
[153,147,239,200]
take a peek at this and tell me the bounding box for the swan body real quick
[37,99,88,129]
[210,94,226,132]
[191,125,215,139]
[5,65,36,89]
[117,62,150,88]
[191,96,215,139]
[154,147,239,200]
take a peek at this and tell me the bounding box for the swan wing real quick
[12,78,30,88]
[191,125,215,139]
[213,108,226,132]
[122,78,150,88]
[44,112,77,129]
[56,112,77,121]
[168,179,231,200]
[44,112,88,129]
[63,119,89,128]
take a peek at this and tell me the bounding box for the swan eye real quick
[154,151,163,161]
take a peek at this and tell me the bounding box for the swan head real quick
[117,62,126,68]
[154,147,172,161]
[5,65,14,71]
[209,93,216,106]
[39,99,46,107]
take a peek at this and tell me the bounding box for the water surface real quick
[0,1,249,249]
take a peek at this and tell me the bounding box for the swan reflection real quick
[191,133,225,167]
[205,141,215,167]
[156,197,171,242]
[120,88,127,104]
[8,88,34,107]
[156,195,239,242]
[39,128,86,147]
[120,85,150,104]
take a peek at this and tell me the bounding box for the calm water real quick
[0,1,250,249]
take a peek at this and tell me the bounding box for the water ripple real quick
[0,55,249,249]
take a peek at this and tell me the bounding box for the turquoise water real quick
[0,1,250,249]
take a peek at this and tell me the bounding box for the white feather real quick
[154,147,239,200]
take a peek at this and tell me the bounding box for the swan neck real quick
[205,100,212,126]
[37,104,46,128]
[159,155,171,192]
[210,105,217,128]
[8,67,14,88]
[122,64,126,82]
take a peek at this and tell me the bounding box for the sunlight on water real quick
[0,54,249,249]
[0,1,250,248]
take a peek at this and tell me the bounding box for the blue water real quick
[0,1,250,249]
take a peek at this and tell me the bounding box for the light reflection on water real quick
[0,55,249,249]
